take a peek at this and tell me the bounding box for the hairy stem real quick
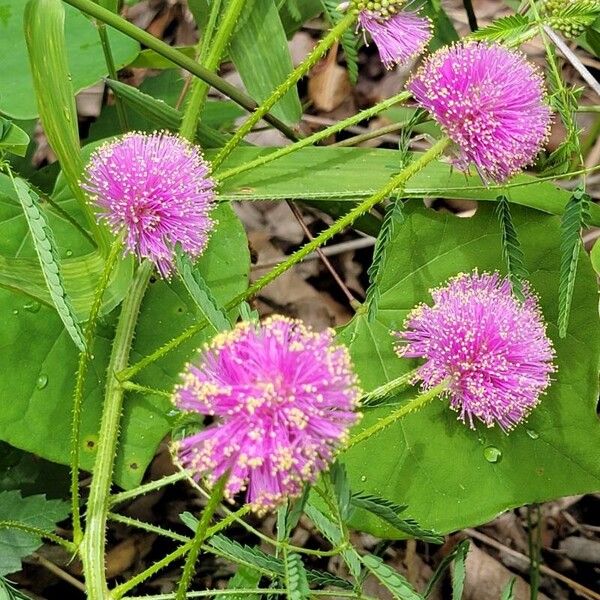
[176,475,228,600]
[212,12,356,169]
[180,0,243,140]
[215,91,411,181]
[108,471,187,507]
[0,521,76,553]
[61,0,299,142]
[360,368,420,407]
[81,261,153,600]
[119,137,450,381]
[346,380,449,450]
[70,239,123,545]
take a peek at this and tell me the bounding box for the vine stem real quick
[360,368,420,407]
[345,380,449,450]
[70,238,123,545]
[60,0,299,142]
[175,474,228,600]
[119,137,451,382]
[81,261,154,600]
[212,12,356,169]
[180,0,243,140]
[0,521,76,553]
[215,91,411,181]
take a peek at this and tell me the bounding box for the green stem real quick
[81,260,153,600]
[109,471,187,507]
[212,12,356,169]
[120,380,171,399]
[70,238,123,545]
[360,368,419,407]
[215,91,411,181]
[113,542,192,599]
[0,521,76,553]
[61,0,299,142]
[119,136,450,382]
[180,0,243,140]
[176,474,228,600]
[97,22,128,131]
[332,121,408,148]
[123,592,379,600]
[346,380,449,450]
[108,512,190,542]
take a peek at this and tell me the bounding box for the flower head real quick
[395,271,555,431]
[83,131,216,276]
[408,42,551,183]
[173,316,361,512]
[356,1,432,68]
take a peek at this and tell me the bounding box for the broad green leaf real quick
[361,554,424,600]
[12,177,85,350]
[3,0,139,119]
[591,238,600,276]
[0,202,250,488]
[340,204,600,536]
[0,119,29,158]
[0,491,69,576]
[229,0,302,125]
[214,147,600,225]
[0,172,133,321]
[128,46,196,69]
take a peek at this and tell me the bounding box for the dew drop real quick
[360,475,367,482]
[526,429,539,440]
[12,309,18,315]
[483,446,502,464]
[24,301,41,313]
[36,374,49,390]
[65,249,73,257]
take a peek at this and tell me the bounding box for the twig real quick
[251,237,375,271]
[285,200,359,307]
[543,26,600,98]
[462,0,478,31]
[464,528,600,600]
[31,552,86,592]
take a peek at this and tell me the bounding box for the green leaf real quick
[0,577,34,600]
[591,238,600,276]
[0,120,30,158]
[470,14,532,44]
[451,541,469,600]
[0,202,249,488]
[361,554,424,600]
[350,492,442,543]
[285,553,310,600]
[226,565,261,600]
[495,196,528,300]
[0,491,69,576]
[321,0,360,84]
[229,0,302,125]
[103,78,235,148]
[175,251,232,333]
[558,187,590,337]
[12,177,85,351]
[214,147,600,225]
[4,0,139,120]
[340,204,600,536]
[129,46,196,69]
[424,540,470,598]
[500,577,517,600]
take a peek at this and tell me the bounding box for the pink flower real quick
[395,271,555,431]
[408,42,551,183]
[173,316,361,512]
[83,132,216,277]
[358,6,432,69]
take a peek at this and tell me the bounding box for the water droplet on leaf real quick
[65,249,73,257]
[483,446,502,463]
[36,374,48,389]
[24,301,41,313]
[360,475,367,482]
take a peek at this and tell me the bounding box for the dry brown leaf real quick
[308,45,352,113]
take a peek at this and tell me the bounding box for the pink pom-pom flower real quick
[395,271,555,432]
[357,1,432,69]
[173,316,361,512]
[408,42,552,183]
[83,131,216,277]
